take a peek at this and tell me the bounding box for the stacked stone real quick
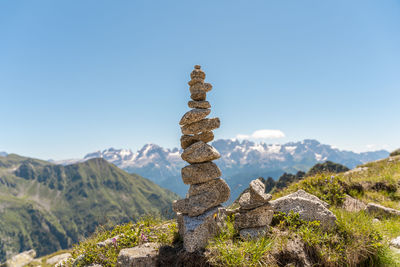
[234,178,274,239]
[172,65,230,252]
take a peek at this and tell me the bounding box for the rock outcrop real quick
[47,253,71,266]
[234,178,274,239]
[1,250,36,267]
[117,243,159,267]
[391,236,400,249]
[270,190,337,228]
[173,65,230,252]
[342,194,366,212]
[366,203,400,218]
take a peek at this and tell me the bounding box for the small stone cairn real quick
[172,65,230,252]
[234,179,274,239]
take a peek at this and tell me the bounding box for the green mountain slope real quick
[54,154,400,267]
[0,154,178,262]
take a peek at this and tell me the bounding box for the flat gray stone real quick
[181,162,221,184]
[238,192,269,210]
[180,131,214,149]
[179,109,211,126]
[117,243,159,267]
[345,167,369,175]
[366,203,400,218]
[391,236,400,248]
[47,253,72,265]
[249,179,272,203]
[173,178,230,216]
[286,189,330,208]
[181,118,220,135]
[239,227,268,240]
[188,101,211,109]
[234,205,274,229]
[342,195,366,212]
[177,206,226,252]
[189,178,230,200]
[181,141,220,164]
[270,191,336,229]
[4,249,36,267]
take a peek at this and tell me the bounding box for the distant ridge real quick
[54,139,389,199]
[0,154,178,262]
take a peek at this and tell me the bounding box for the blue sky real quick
[0,0,399,160]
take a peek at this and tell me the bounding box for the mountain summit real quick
[0,154,178,261]
[56,139,389,199]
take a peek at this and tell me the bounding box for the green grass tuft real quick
[207,215,275,267]
[69,216,177,267]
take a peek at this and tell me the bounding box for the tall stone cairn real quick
[173,65,230,252]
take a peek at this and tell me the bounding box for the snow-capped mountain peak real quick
[53,139,389,198]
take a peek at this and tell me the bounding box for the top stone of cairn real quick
[190,65,205,82]
[187,65,212,101]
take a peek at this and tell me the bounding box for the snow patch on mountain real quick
[53,139,389,198]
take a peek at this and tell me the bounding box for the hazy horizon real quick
[0,137,392,162]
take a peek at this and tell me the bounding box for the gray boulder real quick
[391,236,400,249]
[177,206,226,252]
[2,250,36,267]
[117,243,159,267]
[47,253,72,266]
[234,205,274,229]
[342,195,366,212]
[366,203,400,218]
[270,190,336,228]
[173,178,230,216]
[238,192,268,211]
[287,189,329,208]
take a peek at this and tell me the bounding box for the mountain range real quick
[0,154,178,262]
[0,140,390,261]
[54,139,389,200]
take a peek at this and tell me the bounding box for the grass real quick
[49,156,400,266]
[0,154,179,262]
[207,156,400,266]
[66,215,178,267]
[206,215,275,267]
[26,249,72,267]
[207,211,399,266]
[272,172,347,206]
